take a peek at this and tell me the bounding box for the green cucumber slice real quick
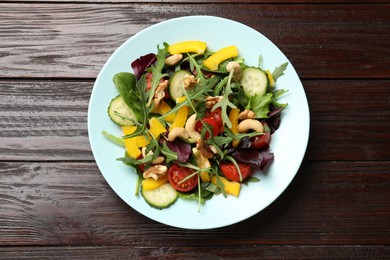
[169,70,192,102]
[107,95,137,126]
[141,182,178,209]
[239,67,269,97]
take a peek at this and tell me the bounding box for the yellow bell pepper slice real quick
[168,40,207,55]
[170,105,188,129]
[229,108,240,147]
[122,126,150,147]
[211,176,241,197]
[176,96,187,103]
[142,175,168,191]
[192,148,211,182]
[203,46,239,71]
[149,117,167,139]
[121,126,142,159]
[266,70,275,87]
[153,101,176,123]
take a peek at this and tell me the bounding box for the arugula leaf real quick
[101,130,125,147]
[160,141,178,163]
[242,176,260,186]
[211,136,233,149]
[146,45,168,107]
[177,192,206,205]
[212,70,237,128]
[113,72,142,121]
[271,62,288,82]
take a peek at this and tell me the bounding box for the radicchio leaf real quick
[265,105,284,133]
[166,139,191,163]
[231,149,274,170]
[131,53,156,79]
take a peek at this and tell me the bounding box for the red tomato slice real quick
[219,162,252,182]
[168,163,198,192]
[207,108,223,127]
[195,118,219,138]
[250,132,271,150]
[206,107,224,134]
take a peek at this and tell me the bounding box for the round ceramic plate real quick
[88,16,310,229]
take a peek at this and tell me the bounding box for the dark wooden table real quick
[1,0,389,258]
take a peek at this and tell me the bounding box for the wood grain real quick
[0,4,388,79]
[0,80,92,161]
[0,161,388,246]
[3,0,389,3]
[1,79,389,161]
[0,245,389,259]
[0,0,389,257]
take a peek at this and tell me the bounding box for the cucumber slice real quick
[141,182,178,209]
[239,67,269,97]
[107,95,137,126]
[169,70,192,102]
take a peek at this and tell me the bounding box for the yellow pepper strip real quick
[229,108,240,147]
[122,126,150,147]
[153,101,176,123]
[170,105,188,129]
[203,46,239,71]
[121,126,142,159]
[167,40,207,55]
[149,117,167,139]
[176,96,187,103]
[265,70,275,87]
[142,175,168,191]
[192,148,211,182]
[211,176,241,197]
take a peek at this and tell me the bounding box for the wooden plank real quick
[1,79,389,161]
[0,161,388,246]
[0,4,388,79]
[0,245,389,259]
[2,0,389,3]
[304,79,390,160]
[0,80,93,161]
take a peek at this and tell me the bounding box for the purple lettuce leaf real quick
[265,105,284,134]
[166,138,191,163]
[131,53,156,79]
[231,148,274,170]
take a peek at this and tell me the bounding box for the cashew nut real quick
[141,147,165,165]
[168,127,189,142]
[238,119,264,133]
[143,165,168,180]
[165,54,183,66]
[226,61,243,81]
[185,114,201,140]
[238,109,256,120]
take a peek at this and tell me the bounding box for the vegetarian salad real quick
[103,40,288,210]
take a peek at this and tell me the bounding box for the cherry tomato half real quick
[206,107,224,134]
[195,118,219,138]
[168,163,198,192]
[206,108,223,126]
[250,132,271,150]
[219,162,252,182]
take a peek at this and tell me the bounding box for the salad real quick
[103,40,288,210]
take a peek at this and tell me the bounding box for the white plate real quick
[88,16,310,229]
